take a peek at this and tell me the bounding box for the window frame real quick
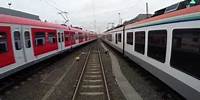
[118,33,122,42]
[115,33,118,44]
[147,30,167,63]
[35,32,46,46]
[48,32,56,44]
[24,31,31,48]
[126,32,133,45]
[61,32,64,42]
[134,31,145,54]
[170,28,200,79]
[107,34,112,41]
[0,32,8,53]
[14,31,22,50]
[58,32,61,43]
[65,33,70,41]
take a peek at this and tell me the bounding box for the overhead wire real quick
[73,1,144,19]
[40,0,63,12]
[40,0,69,24]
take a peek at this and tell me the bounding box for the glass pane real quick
[135,31,145,54]
[127,32,133,45]
[75,33,79,40]
[35,32,45,38]
[148,30,167,63]
[14,31,22,50]
[58,32,61,42]
[48,33,56,44]
[0,32,8,53]
[25,31,31,48]
[62,33,64,42]
[65,34,69,41]
[36,38,45,46]
[107,34,112,41]
[115,34,118,44]
[35,32,45,46]
[171,29,200,79]
[118,33,122,42]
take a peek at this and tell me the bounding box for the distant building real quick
[123,14,152,25]
[105,14,152,32]
[0,7,40,20]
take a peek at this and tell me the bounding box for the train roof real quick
[105,2,200,33]
[125,5,200,30]
[0,14,68,29]
[68,27,88,33]
[0,14,93,34]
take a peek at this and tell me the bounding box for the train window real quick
[72,33,76,40]
[79,33,84,40]
[115,34,118,44]
[148,30,167,63]
[107,34,112,41]
[171,29,200,79]
[75,33,79,40]
[61,33,64,42]
[14,31,22,50]
[135,31,145,54]
[118,33,122,42]
[65,34,69,41]
[48,33,56,44]
[0,32,8,53]
[35,32,45,46]
[58,32,61,42]
[24,31,31,48]
[127,32,133,45]
[85,35,87,40]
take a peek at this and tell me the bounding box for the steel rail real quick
[98,48,111,100]
[71,48,91,100]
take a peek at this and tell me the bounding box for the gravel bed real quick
[103,41,185,100]
[0,41,127,100]
[0,42,95,100]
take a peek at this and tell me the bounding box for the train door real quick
[22,26,34,62]
[57,30,64,51]
[61,31,65,50]
[11,25,25,65]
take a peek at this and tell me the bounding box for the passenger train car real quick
[0,14,96,79]
[102,2,200,100]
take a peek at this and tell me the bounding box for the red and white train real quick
[0,14,96,79]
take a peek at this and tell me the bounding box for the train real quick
[0,14,96,79]
[102,1,200,100]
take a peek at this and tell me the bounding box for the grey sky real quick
[0,0,182,32]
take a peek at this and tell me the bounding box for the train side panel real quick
[32,28,58,56]
[103,20,200,100]
[0,26,15,68]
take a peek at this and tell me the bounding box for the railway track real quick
[0,42,94,95]
[72,46,110,100]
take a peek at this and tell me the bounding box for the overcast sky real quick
[0,0,183,32]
